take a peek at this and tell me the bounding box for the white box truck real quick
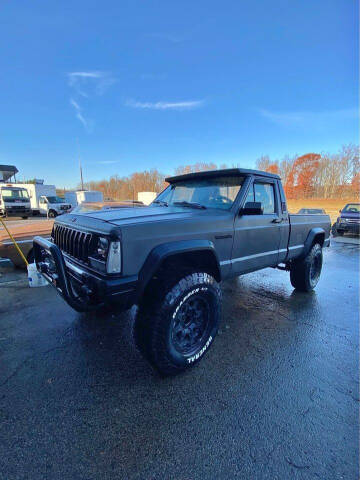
[15,183,72,218]
[0,184,32,218]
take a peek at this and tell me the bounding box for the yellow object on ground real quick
[0,217,29,266]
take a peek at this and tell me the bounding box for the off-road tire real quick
[134,271,221,376]
[290,243,323,292]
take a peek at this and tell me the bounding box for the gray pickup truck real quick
[34,169,331,375]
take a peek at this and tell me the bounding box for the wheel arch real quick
[300,228,325,259]
[136,240,221,301]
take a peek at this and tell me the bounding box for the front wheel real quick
[134,272,222,375]
[290,243,323,292]
[48,210,57,218]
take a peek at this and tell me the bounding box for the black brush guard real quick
[33,236,101,312]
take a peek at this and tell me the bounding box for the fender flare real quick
[136,239,221,300]
[299,227,325,259]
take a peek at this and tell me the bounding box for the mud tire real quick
[134,271,221,376]
[290,243,323,292]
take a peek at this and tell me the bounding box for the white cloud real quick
[70,98,90,131]
[69,71,105,79]
[67,70,115,131]
[67,70,116,96]
[96,160,120,165]
[259,107,358,127]
[126,99,205,110]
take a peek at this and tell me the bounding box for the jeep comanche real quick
[34,168,331,375]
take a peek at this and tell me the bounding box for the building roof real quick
[165,168,280,183]
[0,165,18,182]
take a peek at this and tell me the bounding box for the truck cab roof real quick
[165,168,280,183]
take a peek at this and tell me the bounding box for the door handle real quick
[272,218,282,223]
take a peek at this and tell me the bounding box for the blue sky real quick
[0,0,358,188]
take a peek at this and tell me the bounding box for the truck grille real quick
[53,225,95,263]
[9,205,27,211]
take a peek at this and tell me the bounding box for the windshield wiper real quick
[173,201,206,210]
[153,200,168,207]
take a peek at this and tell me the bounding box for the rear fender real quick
[299,228,325,259]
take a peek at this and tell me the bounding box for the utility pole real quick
[79,159,84,191]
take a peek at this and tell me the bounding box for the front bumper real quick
[33,236,137,312]
[338,222,360,234]
[4,207,31,216]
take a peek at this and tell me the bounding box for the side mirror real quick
[240,201,263,215]
[339,209,342,213]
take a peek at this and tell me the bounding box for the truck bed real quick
[287,213,331,260]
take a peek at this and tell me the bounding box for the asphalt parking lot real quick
[0,240,359,480]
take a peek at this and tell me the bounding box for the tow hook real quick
[80,284,93,297]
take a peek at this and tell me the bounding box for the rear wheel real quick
[48,210,57,218]
[134,271,221,375]
[290,243,323,292]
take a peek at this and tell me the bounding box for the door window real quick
[254,183,276,214]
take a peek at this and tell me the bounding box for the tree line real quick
[79,143,359,201]
[255,144,359,199]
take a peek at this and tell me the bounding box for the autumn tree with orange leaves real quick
[285,153,321,199]
[351,172,360,196]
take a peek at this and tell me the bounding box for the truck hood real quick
[74,206,217,226]
[57,206,230,233]
[340,212,360,219]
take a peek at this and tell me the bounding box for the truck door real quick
[231,177,282,274]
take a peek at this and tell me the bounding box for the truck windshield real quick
[153,176,245,210]
[1,187,29,200]
[46,196,64,204]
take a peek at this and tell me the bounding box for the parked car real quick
[297,208,326,215]
[0,219,53,267]
[334,203,360,236]
[34,168,331,375]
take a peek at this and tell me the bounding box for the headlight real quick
[106,241,121,273]
[97,237,109,259]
